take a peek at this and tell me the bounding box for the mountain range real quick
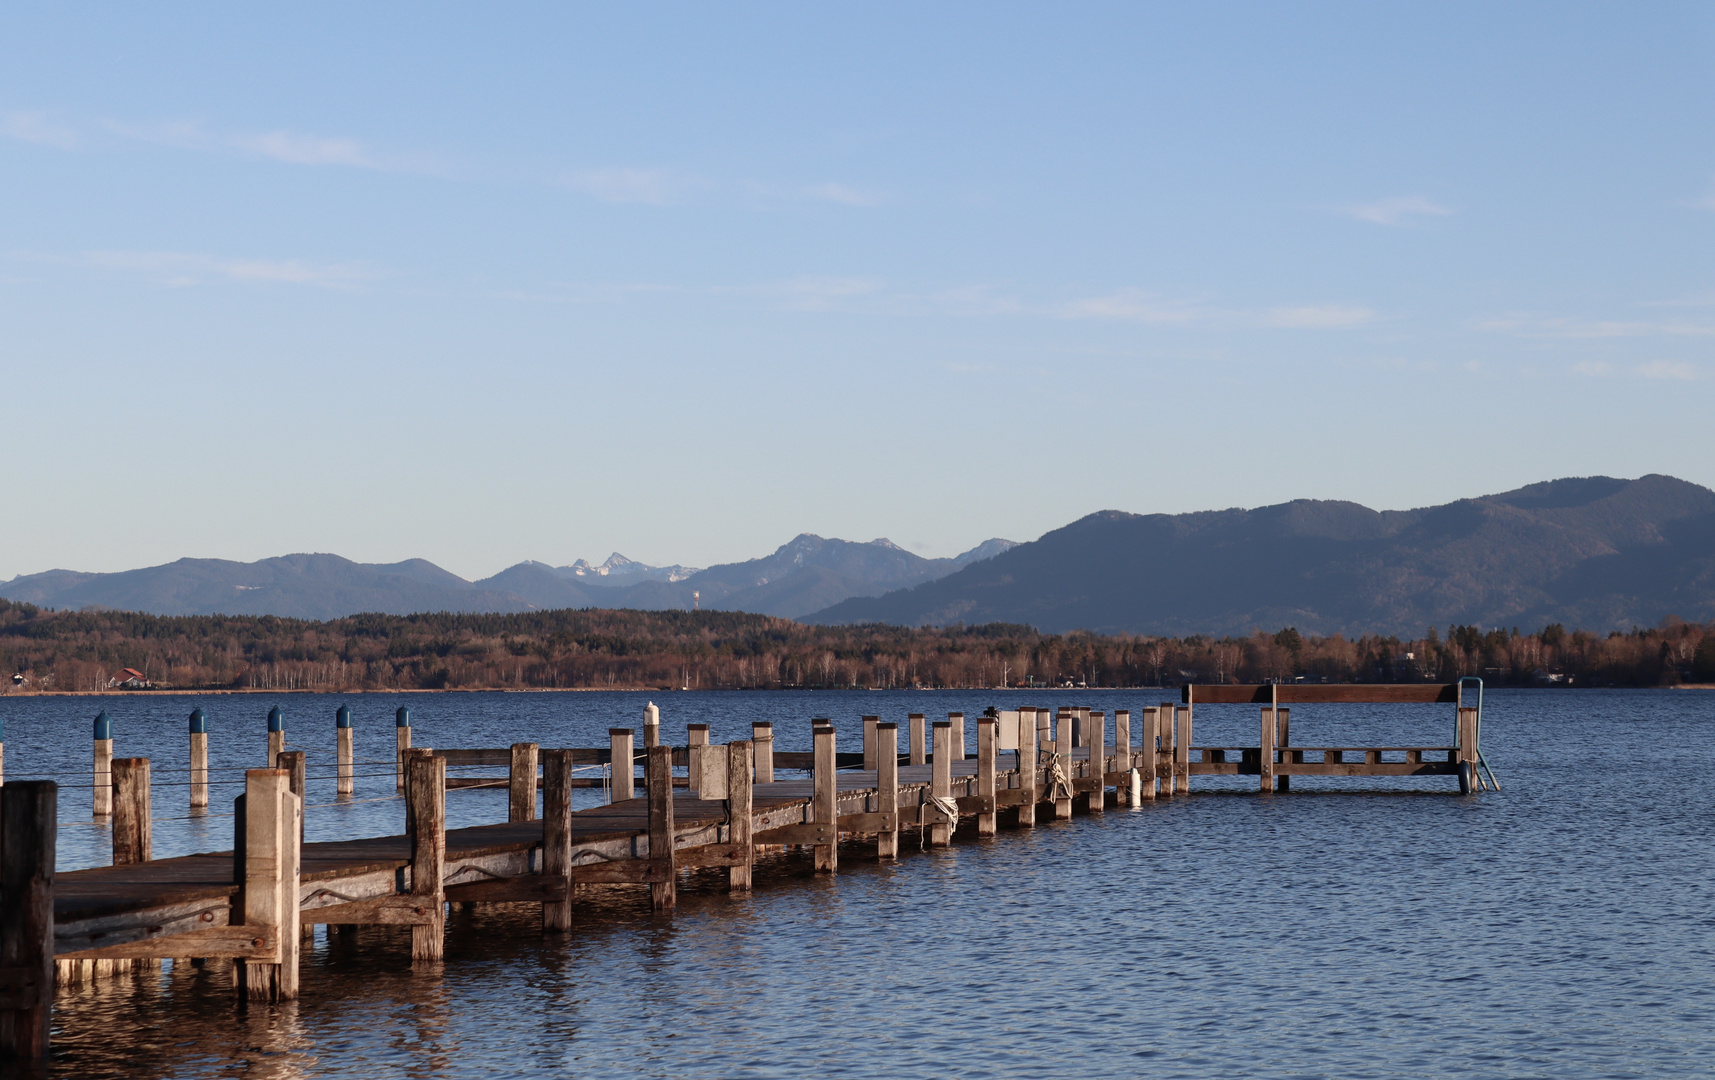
[0,535,1018,622]
[807,474,1715,636]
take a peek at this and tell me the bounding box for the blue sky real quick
[3,3,1712,581]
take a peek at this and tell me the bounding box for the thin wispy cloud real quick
[1,110,80,149]
[90,117,445,175]
[1483,314,1715,339]
[71,250,377,289]
[562,167,682,204]
[1261,305,1374,328]
[803,182,884,207]
[1058,289,1211,324]
[1343,196,1453,226]
[1058,289,1372,330]
[1572,359,1699,381]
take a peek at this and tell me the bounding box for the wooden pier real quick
[0,684,1494,1060]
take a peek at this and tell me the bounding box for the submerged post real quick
[645,745,675,911]
[190,708,209,809]
[395,707,412,792]
[509,743,539,822]
[908,714,926,767]
[813,724,837,873]
[541,749,574,932]
[408,754,446,961]
[727,740,754,892]
[930,721,953,846]
[236,768,300,1001]
[877,722,899,858]
[976,716,997,836]
[267,706,285,768]
[93,711,113,818]
[111,758,151,865]
[752,722,774,783]
[335,705,354,796]
[610,729,635,801]
[0,781,57,1061]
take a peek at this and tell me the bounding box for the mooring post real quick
[237,768,300,1001]
[1053,705,1074,819]
[1138,707,1157,801]
[509,743,539,822]
[0,716,5,786]
[812,724,838,872]
[1087,711,1107,814]
[93,711,113,818]
[1275,707,1290,793]
[189,708,209,809]
[1260,705,1276,793]
[0,780,57,1060]
[687,724,710,794]
[645,745,676,911]
[401,747,432,838]
[1457,705,1479,793]
[1176,705,1193,794]
[1155,701,1174,795]
[266,706,285,768]
[930,721,953,846]
[408,754,446,962]
[541,749,574,932]
[908,714,926,767]
[111,757,151,865]
[643,701,660,749]
[610,729,635,801]
[395,707,412,792]
[877,722,899,858]
[1114,709,1131,806]
[976,716,997,836]
[862,716,879,772]
[335,705,354,796]
[277,751,306,849]
[752,722,774,783]
[1017,709,1041,827]
[727,740,754,892]
[949,712,966,762]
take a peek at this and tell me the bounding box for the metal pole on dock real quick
[93,711,113,818]
[610,729,635,801]
[189,708,209,809]
[335,705,354,796]
[0,780,57,1060]
[395,707,411,791]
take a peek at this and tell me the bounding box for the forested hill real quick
[806,475,1715,636]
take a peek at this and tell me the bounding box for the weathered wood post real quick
[643,701,660,748]
[277,751,306,848]
[1457,706,1479,794]
[687,724,710,794]
[189,707,209,809]
[1159,701,1178,795]
[1138,707,1157,802]
[1260,705,1277,793]
[236,768,300,1001]
[645,745,675,911]
[541,748,574,932]
[1053,704,1074,819]
[1176,705,1192,794]
[509,743,538,822]
[267,706,285,768]
[408,753,446,962]
[1017,709,1041,827]
[727,740,754,892]
[93,711,114,818]
[908,714,926,766]
[930,721,953,846]
[111,757,151,865]
[0,715,5,786]
[1059,707,1074,748]
[876,722,899,858]
[610,729,635,801]
[1114,709,1131,806]
[1275,707,1290,792]
[949,712,966,761]
[976,716,997,836]
[862,715,879,772]
[752,722,774,783]
[394,707,412,792]
[812,724,837,873]
[335,704,354,796]
[1087,711,1106,814]
[0,780,57,1060]
[402,747,432,838]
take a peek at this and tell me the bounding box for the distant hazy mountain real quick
[805,475,1715,636]
[1,535,1017,621]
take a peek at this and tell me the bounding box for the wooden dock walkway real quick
[0,686,1496,1060]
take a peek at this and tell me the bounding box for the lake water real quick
[3,687,1711,1078]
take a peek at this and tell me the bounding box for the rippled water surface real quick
[4,688,1712,1078]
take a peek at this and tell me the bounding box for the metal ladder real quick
[1457,676,1502,792]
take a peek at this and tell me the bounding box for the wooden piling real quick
[610,729,635,801]
[237,768,300,1001]
[1176,705,1192,794]
[1138,707,1157,801]
[908,714,926,767]
[0,781,56,1060]
[93,711,113,818]
[1275,707,1290,792]
[752,722,774,783]
[402,747,432,838]
[509,743,538,822]
[277,751,306,847]
[727,740,754,892]
[1053,705,1073,819]
[1457,706,1478,793]
[813,725,837,872]
[267,706,285,768]
[1260,705,1276,793]
[1016,709,1040,827]
[930,721,953,846]
[408,754,446,962]
[541,749,574,932]
[1159,701,1177,795]
[643,701,660,748]
[1114,709,1131,806]
[862,716,879,771]
[687,724,710,793]
[976,716,997,836]
[949,712,966,761]
[645,745,675,911]
[877,722,899,858]
[1087,711,1106,814]
[111,758,151,866]
[395,707,412,791]
[190,708,209,809]
[335,704,354,796]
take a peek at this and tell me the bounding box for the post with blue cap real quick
[267,706,285,768]
[189,707,209,808]
[336,704,354,796]
[395,706,412,791]
[93,711,114,817]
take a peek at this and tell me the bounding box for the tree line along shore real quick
[1,598,1711,693]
